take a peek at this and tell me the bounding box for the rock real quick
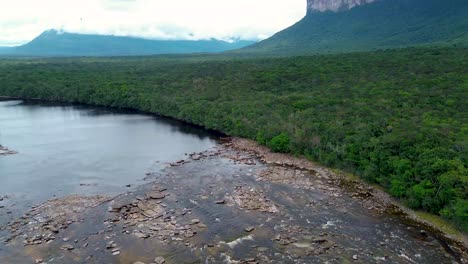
[420,230,428,237]
[379,242,386,246]
[215,200,226,204]
[197,223,207,228]
[133,262,145,264]
[62,237,70,242]
[109,205,121,212]
[353,255,358,260]
[60,244,74,251]
[112,251,121,256]
[106,242,117,249]
[257,247,269,252]
[245,226,255,232]
[312,238,327,243]
[140,209,164,219]
[134,232,150,239]
[45,225,59,233]
[228,186,279,213]
[184,231,196,238]
[154,256,166,264]
[191,219,200,224]
[35,259,43,264]
[148,192,166,200]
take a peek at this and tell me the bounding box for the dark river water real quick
[0,100,217,206]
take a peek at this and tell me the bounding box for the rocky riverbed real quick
[0,138,466,264]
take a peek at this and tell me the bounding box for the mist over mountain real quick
[0,30,255,57]
[307,0,378,13]
[243,0,468,54]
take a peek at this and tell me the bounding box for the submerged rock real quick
[154,256,166,264]
[0,146,17,156]
[245,226,255,232]
[148,191,166,200]
[60,244,74,251]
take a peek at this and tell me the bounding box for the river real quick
[0,99,216,214]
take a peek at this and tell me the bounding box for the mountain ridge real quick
[0,29,256,57]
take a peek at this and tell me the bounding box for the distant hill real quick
[242,0,468,54]
[0,47,13,55]
[0,30,256,57]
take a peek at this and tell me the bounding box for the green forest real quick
[0,47,467,230]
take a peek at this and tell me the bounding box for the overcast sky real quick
[0,0,306,46]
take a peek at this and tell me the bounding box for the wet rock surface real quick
[0,145,17,156]
[0,139,466,263]
[225,186,279,214]
[2,196,108,246]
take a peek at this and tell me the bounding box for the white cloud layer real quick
[0,0,306,46]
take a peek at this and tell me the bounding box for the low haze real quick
[0,0,306,46]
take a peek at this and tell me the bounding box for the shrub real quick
[268,133,290,153]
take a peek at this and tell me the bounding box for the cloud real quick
[0,0,306,46]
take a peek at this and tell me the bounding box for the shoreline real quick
[227,137,468,255]
[0,96,226,138]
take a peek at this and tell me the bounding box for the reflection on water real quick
[0,99,217,205]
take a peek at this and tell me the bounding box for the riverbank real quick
[0,138,466,263]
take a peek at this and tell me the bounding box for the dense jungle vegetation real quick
[0,47,466,230]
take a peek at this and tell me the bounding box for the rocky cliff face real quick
[307,0,378,13]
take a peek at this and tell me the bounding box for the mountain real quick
[0,47,14,55]
[0,30,256,57]
[242,0,468,54]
